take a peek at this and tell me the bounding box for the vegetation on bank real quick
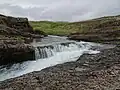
[30,21,72,36]
[30,15,120,36]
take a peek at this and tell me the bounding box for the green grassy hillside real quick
[30,15,120,36]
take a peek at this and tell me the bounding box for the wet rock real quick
[0,40,35,65]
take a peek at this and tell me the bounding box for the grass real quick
[30,21,94,36]
[29,15,120,36]
[30,21,75,36]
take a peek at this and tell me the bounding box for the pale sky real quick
[0,0,120,21]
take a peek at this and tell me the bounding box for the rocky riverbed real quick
[0,43,119,90]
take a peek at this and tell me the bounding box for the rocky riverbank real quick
[68,30,120,42]
[0,14,46,65]
[68,15,120,42]
[0,43,119,90]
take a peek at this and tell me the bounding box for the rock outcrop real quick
[68,30,120,42]
[68,15,120,42]
[0,14,45,38]
[0,39,35,65]
[0,14,45,65]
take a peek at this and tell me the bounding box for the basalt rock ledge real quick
[0,14,46,65]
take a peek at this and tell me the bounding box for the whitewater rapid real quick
[0,35,100,81]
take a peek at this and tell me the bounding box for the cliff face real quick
[0,14,45,38]
[0,14,45,65]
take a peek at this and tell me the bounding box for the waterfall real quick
[34,42,92,60]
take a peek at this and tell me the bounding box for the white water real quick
[0,36,100,81]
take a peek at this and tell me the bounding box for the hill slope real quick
[30,15,120,36]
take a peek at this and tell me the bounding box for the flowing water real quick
[0,35,100,81]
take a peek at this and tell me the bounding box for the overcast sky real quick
[0,0,120,21]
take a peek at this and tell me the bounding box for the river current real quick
[0,35,100,81]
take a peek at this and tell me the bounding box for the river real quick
[0,35,100,81]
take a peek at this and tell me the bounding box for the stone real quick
[75,67,86,72]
